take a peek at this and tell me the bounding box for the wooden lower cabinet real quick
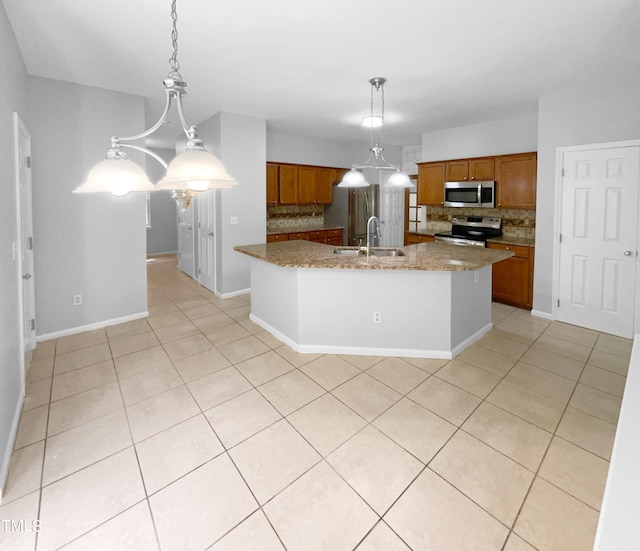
[267,233,289,243]
[405,232,435,245]
[487,243,534,310]
[268,228,343,245]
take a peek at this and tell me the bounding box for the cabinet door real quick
[316,167,335,204]
[278,164,299,204]
[266,163,279,206]
[488,243,533,309]
[496,154,537,208]
[417,163,445,205]
[469,158,495,181]
[298,166,318,204]
[445,160,469,181]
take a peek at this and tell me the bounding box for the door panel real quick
[177,204,194,278]
[197,191,216,291]
[558,146,639,337]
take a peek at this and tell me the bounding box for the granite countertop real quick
[235,240,513,272]
[267,224,344,235]
[405,229,535,247]
[487,236,536,247]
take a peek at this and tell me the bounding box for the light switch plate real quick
[230,217,239,225]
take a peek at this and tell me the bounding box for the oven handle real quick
[477,183,482,206]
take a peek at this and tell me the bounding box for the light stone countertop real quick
[487,236,536,247]
[234,240,513,271]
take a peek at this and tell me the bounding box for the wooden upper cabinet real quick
[298,166,318,204]
[495,153,537,208]
[316,167,336,204]
[278,164,299,204]
[469,158,495,180]
[445,160,469,181]
[445,158,495,181]
[266,163,279,206]
[417,162,445,206]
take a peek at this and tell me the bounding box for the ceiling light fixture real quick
[74,0,237,209]
[339,77,413,189]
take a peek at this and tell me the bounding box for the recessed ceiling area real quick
[4,0,640,148]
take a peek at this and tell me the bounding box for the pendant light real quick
[74,0,238,208]
[339,77,414,189]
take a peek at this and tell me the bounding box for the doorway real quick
[14,113,36,361]
[556,142,640,338]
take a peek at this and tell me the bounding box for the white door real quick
[14,113,36,352]
[197,190,216,291]
[177,202,195,277]
[379,176,405,247]
[558,146,639,338]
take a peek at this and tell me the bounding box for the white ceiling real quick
[4,0,640,148]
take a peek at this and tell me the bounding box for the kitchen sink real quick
[333,247,405,257]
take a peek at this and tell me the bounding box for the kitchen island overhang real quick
[234,241,513,359]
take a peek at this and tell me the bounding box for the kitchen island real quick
[234,240,512,359]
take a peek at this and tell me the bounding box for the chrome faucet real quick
[365,216,381,255]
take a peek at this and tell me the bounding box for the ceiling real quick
[4,0,640,149]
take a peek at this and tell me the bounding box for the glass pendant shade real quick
[74,157,155,196]
[157,149,238,191]
[385,170,415,188]
[338,169,369,188]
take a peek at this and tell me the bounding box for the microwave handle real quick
[477,183,482,206]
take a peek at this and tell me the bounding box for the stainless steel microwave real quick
[444,181,496,208]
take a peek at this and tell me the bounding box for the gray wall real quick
[198,112,267,296]
[421,113,538,161]
[28,77,149,336]
[534,82,640,315]
[267,130,403,169]
[0,2,29,492]
[146,147,178,255]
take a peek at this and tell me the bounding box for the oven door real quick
[444,181,495,208]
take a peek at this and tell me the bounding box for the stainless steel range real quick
[434,216,502,247]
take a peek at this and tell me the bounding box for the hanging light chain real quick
[169,0,180,72]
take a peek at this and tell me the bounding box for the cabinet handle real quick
[471,176,475,180]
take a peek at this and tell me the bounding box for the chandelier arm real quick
[175,94,194,138]
[119,143,169,169]
[117,93,173,143]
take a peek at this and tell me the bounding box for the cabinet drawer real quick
[267,233,289,243]
[309,230,328,241]
[326,237,342,246]
[488,242,531,258]
[327,229,343,238]
[289,232,309,240]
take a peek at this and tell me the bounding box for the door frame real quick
[553,139,640,333]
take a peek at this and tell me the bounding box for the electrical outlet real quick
[373,312,381,323]
[474,271,480,283]
[230,216,239,225]
[73,294,82,306]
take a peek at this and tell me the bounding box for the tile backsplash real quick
[267,205,324,231]
[425,207,536,239]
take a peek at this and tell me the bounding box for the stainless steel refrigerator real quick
[324,185,380,247]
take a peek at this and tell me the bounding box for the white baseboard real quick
[218,288,251,300]
[531,309,553,320]
[0,392,25,500]
[36,311,149,342]
[250,313,485,360]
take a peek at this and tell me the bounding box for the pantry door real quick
[557,145,639,338]
[197,190,216,292]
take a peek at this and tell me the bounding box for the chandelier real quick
[74,0,237,209]
[339,77,413,189]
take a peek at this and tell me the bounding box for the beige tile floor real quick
[0,254,632,551]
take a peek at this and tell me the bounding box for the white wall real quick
[421,113,538,161]
[267,130,402,169]
[534,82,640,315]
[0,1,29,493]
[146,147,178,255]
[198,112,266,296]
[27,77,149,336]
